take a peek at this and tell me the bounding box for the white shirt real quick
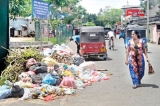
[108,31,114,38]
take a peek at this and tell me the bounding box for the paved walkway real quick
[10,37,34,42]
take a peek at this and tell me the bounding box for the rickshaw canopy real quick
[80,26,104,33]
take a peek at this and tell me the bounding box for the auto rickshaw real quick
[124,24,148,51]
[79,26,107,60]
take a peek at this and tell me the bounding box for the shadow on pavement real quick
[85,57,112,61]
[139,84,159,88]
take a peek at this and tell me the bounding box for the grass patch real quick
[42,37,56,44]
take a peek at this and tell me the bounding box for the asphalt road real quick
[1,37,160,106]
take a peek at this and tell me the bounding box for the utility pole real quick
[147,0,149,42]
[127,0,129,5]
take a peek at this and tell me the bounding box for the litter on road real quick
[0,43,109,101]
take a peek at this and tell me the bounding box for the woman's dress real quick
[128,39,145,85]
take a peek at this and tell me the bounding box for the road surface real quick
[1,37,160,106]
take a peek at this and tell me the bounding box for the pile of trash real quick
[0,44,109,101]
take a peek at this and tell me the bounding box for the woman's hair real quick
[133,30,140,38]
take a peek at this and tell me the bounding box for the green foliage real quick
[98,7,122,26]
[51,19,62,29]
[43,37,56,44]
[9,0,80,18]
[85,14,103,26]
[140,0,160,11]
[45,0,80,7]
[9,0,25,18]
[85,22,96,26]
[70,5,87,26]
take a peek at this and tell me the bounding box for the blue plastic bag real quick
[0,86,11,99]
[42,74,57,85]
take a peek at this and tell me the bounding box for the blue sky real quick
[80,0,140,14]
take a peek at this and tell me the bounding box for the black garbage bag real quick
[31,73,47,84]
[29,62,48,74]
[11,85,24,98]
[73,56,85,66]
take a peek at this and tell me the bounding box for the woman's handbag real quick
[148,63,155,75]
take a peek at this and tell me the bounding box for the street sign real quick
[32,0,50,19]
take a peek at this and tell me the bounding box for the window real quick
[157,25,160,30]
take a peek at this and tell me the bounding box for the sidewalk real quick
[10,37,34,42]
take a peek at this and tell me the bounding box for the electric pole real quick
[147,0,149,42]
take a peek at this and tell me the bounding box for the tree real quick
[9,0,81,18]
[51,19,62,29]
[85,22,96,26]
[98,7,122,26]
[20,0,32,17]
[85,14,103,26]
[140,0,160,12]
[66,5,87,26]
[9,0,26,18]
[45,0,80,8]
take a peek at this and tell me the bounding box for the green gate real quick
[0,0,9,71]
[56,24,73,44]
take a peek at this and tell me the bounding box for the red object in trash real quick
[44,95,55,101]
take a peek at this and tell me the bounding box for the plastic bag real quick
[60,76,76,88]
[79,69,94,82]
[79,62,97,72]
[73,56,85,66]
[26,58,37,69]
[67,64,80,75]
[0,86,11,100]
[42,57,58,67]
[42,48,52,57]
[74,79,85,89]
[18,88,32,100]
[42,74,57,85]
[44,95,55,101]
[63,88,76,95]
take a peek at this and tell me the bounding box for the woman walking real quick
[125,30,150,89]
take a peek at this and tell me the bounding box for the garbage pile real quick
[0,44,109,101]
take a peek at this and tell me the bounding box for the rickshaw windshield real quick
[80,32,105,42]
[127,30,146,38]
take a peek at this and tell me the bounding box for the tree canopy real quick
[98,7,122,26]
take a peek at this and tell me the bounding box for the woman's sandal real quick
[132,85,138,89]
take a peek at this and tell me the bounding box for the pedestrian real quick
[114,29,116,38]
[70,36,80,55]
[125,30,150,89]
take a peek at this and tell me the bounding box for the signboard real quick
[32,0,50,19]
[126,9,145,17]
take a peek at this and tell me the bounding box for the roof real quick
[126,24,146,30]
[10,18,27,30]
[121,5,142,9]
[80,26,104,32]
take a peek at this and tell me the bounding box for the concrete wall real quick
[153,24,157,43]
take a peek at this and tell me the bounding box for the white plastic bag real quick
[67,64,81,75]
[79,62,97,72]
[74,79,85,89]
[18,88,32,100]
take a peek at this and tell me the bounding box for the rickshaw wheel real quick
[104,58,107,60]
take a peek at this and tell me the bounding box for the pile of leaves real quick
[0,47,44,83]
